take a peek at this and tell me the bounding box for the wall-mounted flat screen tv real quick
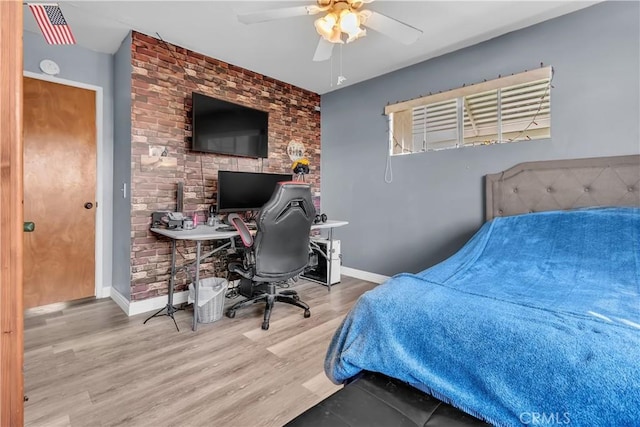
[192,92,269,158]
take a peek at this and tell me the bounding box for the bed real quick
[323,155,640,426]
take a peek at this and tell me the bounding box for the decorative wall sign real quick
[287,140,306,161]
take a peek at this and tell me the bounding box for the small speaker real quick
[176,182,184,213]
[314,213,327,224]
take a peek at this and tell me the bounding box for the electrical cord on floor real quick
[225,286,240,299]
[224,271,240,298]
[278,276,302,289]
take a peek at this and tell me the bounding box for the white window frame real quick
[386,67,552,155]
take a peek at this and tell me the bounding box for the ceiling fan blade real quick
[238,5,316,24]
[313,37,334,62]
[363,11,423,45]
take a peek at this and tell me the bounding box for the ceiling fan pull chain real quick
[337,44,347,86]
[330,52,334,87]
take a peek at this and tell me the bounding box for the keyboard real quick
[217,223,257,232]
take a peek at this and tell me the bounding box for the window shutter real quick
[500,78,550,140]
[412,99,458,151]
[463,89,499,145]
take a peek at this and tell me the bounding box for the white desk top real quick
[312,220,348,230]
[150,225,237,241]
[151,220,348,241]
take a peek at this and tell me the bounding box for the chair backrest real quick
[253,182,315,281]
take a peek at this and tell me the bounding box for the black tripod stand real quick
[143,239,182,331]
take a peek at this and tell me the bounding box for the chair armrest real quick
[228,213,254,247]
[228,262,253,279]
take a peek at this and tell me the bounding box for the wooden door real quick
[23,77,97,308]
[1,1,24,424]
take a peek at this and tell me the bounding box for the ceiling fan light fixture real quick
[338,10,360,33]
[345,27,366,43]
[339,9,366,43]
[314,12,338,39]
[315,6,367,44]
[328,28,344,43]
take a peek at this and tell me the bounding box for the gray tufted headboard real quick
[485,155,640,221]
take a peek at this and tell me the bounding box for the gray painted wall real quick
[113,33,133,298]
[23,30,115,296]
[321,2,640,277]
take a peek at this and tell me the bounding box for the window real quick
[386,67,552,155]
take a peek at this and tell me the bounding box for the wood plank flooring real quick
[23,277,377,427]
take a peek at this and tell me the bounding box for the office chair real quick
[226,182,315,330]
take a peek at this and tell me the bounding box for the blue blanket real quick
[325,207,640,426]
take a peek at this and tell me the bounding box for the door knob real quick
[23,222,35,232]
[84,202,93,209]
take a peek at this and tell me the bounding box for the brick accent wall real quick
[129,31,321,301]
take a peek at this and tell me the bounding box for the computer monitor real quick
[216,171,293,213]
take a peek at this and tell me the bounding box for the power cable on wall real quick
[155,32,196,83]
[200,155,206,209]
[385,115,394,184]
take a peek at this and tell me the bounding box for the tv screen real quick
[217,171,292,213]
[192,92,268,158]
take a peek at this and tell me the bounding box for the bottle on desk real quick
[207,205,217,227]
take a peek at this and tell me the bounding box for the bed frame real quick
[289,154,639,427]
[485,154,640,221]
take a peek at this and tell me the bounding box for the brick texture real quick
[129,31,321,301]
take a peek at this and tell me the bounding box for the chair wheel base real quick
[226,310,236,319]
[304,309,311,318]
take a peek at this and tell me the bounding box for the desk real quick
[148,220,348,331]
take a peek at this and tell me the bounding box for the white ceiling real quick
[23,1,598,94]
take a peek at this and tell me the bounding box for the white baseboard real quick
[96,286,111,299]
[110,287,131,315]
[110,287,189,316]
[129,291,189,316]
[341,267,390,284]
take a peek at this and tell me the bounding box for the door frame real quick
[23,71,106,299]
[1,1,24,423]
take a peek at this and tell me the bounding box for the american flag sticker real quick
[28,3,76,45]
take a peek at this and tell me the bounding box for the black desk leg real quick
[143,239,182,331]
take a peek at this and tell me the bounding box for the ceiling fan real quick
[237,0,423,62]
